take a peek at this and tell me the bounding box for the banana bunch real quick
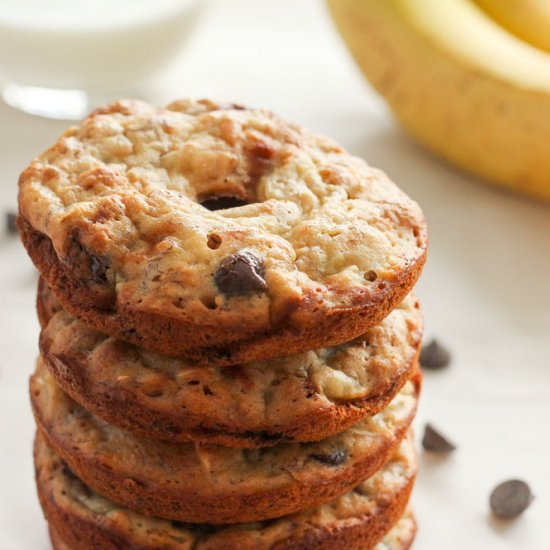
[328,0,550,202]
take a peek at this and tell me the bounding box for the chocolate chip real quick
[200,196,248,211]
[422,423,456,453]
[5,212,17,235]
[490,480,533,519]
[310,449,348,466]
[60,231,115,309]
[420,339,451,370]
[64,232,111,285]
[214,251,267,298]
[90,254,110,284]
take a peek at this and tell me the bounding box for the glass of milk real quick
[0,0,203,119]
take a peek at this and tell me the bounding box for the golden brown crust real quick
[37,432,417,550]
[38,279,422,447]
[17,99,427,363]
[47,527,65,550]
[48,516,416,550]
[31,361,420,524]
[21,216,425,366]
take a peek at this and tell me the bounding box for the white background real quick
[0,1,549,548]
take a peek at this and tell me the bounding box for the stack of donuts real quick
[17,99,428,549]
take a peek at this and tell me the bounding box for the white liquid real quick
[0,0,201,89]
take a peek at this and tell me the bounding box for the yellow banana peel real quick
[328,0,550,202]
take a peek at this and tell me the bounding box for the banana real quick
[475,0,550,54]
[327,0,550,202]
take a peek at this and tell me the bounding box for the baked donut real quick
[38,279,422,447]
[37,431,417,550]
[19,99,427,363]
[31,361,419,524]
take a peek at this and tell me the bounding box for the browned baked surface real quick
[38,279,422,447]
[18,99,427,362]
[37,431,417,550]
[31,360,419,524]
[48,515,417,550]
[47,513,416,550]
[47,526,67,550]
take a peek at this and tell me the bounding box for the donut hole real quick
[199,195,249,211]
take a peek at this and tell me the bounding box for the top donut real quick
[18,99,427,364]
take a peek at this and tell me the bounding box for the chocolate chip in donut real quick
[64,232,111,286]
[310,449,348,466]
[214,251,267,298]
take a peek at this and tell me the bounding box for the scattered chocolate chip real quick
[5,212,17,235]
[490,480,534,519]
[420,339,451,370]
[202,385,214,396]
[422,423,456,453]
[187,380,200,386]
[200,196,248,211]
[214,251,267,298]
[310,449,348,466]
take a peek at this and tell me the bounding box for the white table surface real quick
[1,1,549,548]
